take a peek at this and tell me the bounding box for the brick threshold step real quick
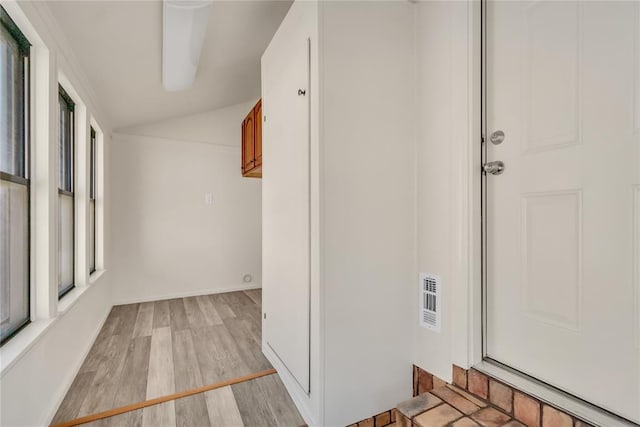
[396,384,524,427]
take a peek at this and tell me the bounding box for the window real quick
[0,6,30,345]
[89,127,96,274]
[58,86,74,298]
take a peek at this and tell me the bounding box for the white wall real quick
[412,0,481,382]
[321,1,415,425]
[0,1,114,425]
[117,101,255,146]
[110,101,262,304]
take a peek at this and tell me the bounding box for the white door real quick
[486,1,640,422]
[262,40,310,392]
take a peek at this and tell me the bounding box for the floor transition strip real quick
[50,368,278,427]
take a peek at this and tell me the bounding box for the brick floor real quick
[352,365,595,427]
[397,385,521,427]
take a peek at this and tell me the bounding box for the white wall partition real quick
[261,2,415,425]
[412,0,482,383]
[320,2,415,425]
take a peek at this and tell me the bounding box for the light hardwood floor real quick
[52,290,305,427]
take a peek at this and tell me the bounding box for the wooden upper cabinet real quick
[241,99,262,178]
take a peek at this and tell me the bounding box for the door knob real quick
[483,161,505,175]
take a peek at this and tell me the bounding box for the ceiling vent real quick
[162,0,212,91]
[420,273,441,333]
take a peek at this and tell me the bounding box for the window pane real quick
[58,97,65,187]
[0,180,29,341]
[58,97,73,192]
[58,193,73,295]
[58,89,73,193]
[0,24,25,178]
[89,199,95,273]
[90,128,95,200]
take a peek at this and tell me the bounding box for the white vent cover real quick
[419,273,441,332]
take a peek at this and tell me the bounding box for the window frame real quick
[58,84,75,299]
[0,5,31,346]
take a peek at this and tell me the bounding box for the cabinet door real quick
[254,99,262,167]
[243,111,255,172]
[241,118,246,173]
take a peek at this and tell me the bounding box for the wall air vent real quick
[420,273,441,333]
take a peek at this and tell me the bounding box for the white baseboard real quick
[262,343,318,427]
[113,284,262,305]
[44,304,112,426]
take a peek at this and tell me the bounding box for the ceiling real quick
[46,0,292,130]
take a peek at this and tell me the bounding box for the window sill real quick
[1,270,107,378]
[89,269,106,285]
[57,285,89,315]
[0,318,55,377]
[57,269,106,316]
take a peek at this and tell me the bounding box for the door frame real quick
[476,1,637,425]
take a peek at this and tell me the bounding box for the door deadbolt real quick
[490,130,505,145]
[484,161,505,175]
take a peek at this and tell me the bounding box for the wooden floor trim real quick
[51,368,278,427]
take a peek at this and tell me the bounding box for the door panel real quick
[255,100,262,167]
[262,40,310,392]
[244,112,255,172]
[522,191,581,330]
[241,118,246,173]
[486,1,640,422]
[523,1,580,153]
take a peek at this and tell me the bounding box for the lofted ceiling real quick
[46,0,292,130]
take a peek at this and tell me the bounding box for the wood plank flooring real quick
[52,290,304,427]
